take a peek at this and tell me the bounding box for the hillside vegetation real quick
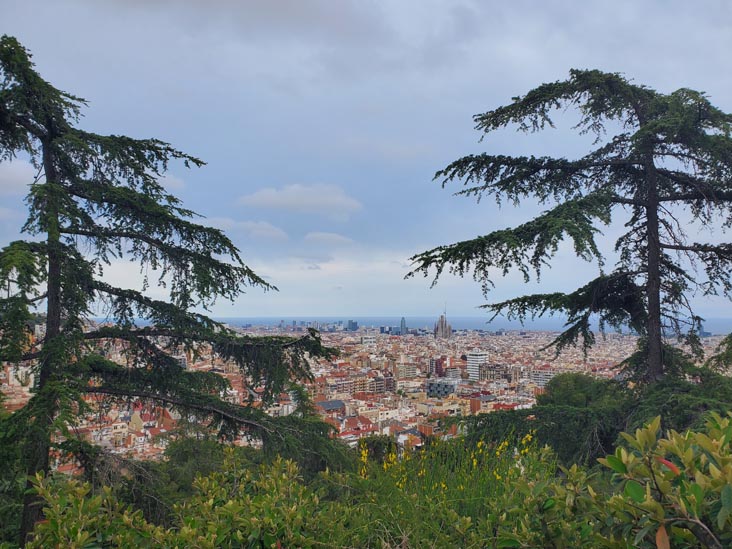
[5,395,732,548]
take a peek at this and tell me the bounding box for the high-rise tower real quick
[467,351,489,381]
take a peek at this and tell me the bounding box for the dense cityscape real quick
[4,2,732,544]
[2,314,724,467]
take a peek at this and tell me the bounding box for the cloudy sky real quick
[2,1,732,319]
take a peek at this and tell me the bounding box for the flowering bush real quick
[22,415,732,548]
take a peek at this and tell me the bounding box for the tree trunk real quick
[19,139,62,546]
[645,159,664,381]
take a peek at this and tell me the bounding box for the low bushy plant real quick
[22,414,732,548]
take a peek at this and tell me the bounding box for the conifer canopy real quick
[0,35,331,543]
[409,69,732,380]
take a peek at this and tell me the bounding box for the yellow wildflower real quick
[495,440,509,457]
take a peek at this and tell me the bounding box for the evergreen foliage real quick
[536,372,626,408]
[408,69,732,380]
[20,415,732,548]
[463,371,732,467]
[113,433,353,529]
[627,371,732,433]
[0,405,23,544]
[464,374,631,467]
[0,35,334,544]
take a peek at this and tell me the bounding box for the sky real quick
[2,0,732,320]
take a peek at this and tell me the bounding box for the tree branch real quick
[60,227,215,265]
[660,242,732,257]
[82,324,320,350]
[18,350,42,362]
[80,386,272,433]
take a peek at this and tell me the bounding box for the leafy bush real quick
[627,372,732,433]
[465,405,626,466]
[29,453,335,548]
[22,414,732,548]
[600,413,732,548]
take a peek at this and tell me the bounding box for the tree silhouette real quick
[0,35,331,543]
[410,69,732,380]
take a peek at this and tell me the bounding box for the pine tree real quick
[409,69,732,380]
[0,35,331,543]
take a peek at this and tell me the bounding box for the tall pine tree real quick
[0,35,331,543]
[409,69,732,380]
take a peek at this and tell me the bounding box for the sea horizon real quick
[211,315,732,336]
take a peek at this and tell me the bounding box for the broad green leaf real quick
[717,507,730,531]
[690,483,704,515]
[604,454,628,474]
[624,480,645,503]
[542,498,556,511]
[722,484,732,512]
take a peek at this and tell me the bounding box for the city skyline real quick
[2,1,732,318]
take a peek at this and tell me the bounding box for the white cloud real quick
[208,217,288,240]
[0,160,37,196]
[238,184,362,222]
[303,231,354,246]
[291,251,334,271]
[208,248,484,316]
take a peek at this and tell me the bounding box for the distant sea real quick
[215,316,732,336]
[217,316,553,331]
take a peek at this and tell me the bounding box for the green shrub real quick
[600,413,732,548]
[25,414,732,548]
